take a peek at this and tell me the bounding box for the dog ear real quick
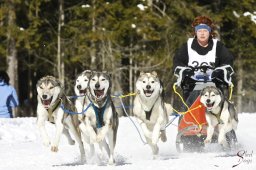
[139,71,145,76]
[152,71,158,77]
[200,87,206,96]
[159,80,163,93]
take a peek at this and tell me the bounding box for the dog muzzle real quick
[41,96,53,108]
[205,102,215,110]
[143,89,154,97]
[94,88,105,99]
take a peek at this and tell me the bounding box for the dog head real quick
[36,76,63,109]
[88,71,111,102]
[200,86,223,111]
[136,71,162,98]
[74,70,91,96]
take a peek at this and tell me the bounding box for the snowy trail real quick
[0,113,255,170]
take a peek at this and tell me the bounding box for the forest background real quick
[0,0,256,117]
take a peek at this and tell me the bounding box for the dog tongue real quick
[79,89,86,95]
[95,90,104,98]
[43,99,51,105]
[206,103,213,107]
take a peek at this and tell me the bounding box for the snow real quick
[233,10,256,24]
[0,113,255,170]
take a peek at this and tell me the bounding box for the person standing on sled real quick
[173,16,234,101]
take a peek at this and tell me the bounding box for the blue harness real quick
[90,97,109,128]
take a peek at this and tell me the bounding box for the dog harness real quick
[47,98,61,123]
[90,97,109,128]
[208,111,224,125]
[144,107,153,121]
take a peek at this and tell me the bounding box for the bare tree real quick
[6,0,19,117]
[57,0,65,85]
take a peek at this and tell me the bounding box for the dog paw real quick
[108,156,115,165]
[51,146,59,152]
[204,139,211,143]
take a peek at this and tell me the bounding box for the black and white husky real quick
[36,76,85,161]
[200,86,238,148]
[78,71,119,164]
[133,71,170,158]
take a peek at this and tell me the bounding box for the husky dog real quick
[200,86,238,148]
[74,70,95,158]
[36,76,85,161]
[74,70,92,115]
[78,71,119,164]
[133,71,170,158]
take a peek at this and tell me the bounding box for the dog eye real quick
[39,86,43,89]
[84,79,88,81]
[151,81,154,83]
[143,81,146,83]
[101,79,105,81]
[92,78,96,81]
[49,86,54,89]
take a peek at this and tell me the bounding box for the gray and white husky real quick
[78,71,119,165]
[36,75,85,162]
[200,86,238,147]
[133,71,171,158]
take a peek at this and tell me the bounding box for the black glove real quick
[211,69,229,83]
[182,68,194,78]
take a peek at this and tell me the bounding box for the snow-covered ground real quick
[0,113,255,170]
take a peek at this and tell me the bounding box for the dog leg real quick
[80,116,97,144]
[105,129,116,165]
[218,125,229,148]
[152,122,161,145]
[145,136,159,159]
[37,112,51,147]
[65,116,86,162]
[96,122,110,142]
[63,128,75,145]
[51,119,64,152]
[205,125,215,143]
[160,129,167,142]
[79,122,95,157]
[81,132,95,157]
[137,119,152,139]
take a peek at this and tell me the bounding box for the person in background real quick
[0,70,19,118]
[173,16,234,100]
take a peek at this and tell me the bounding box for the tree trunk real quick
[90,0,97,70]
[236,53,243,113]
[6,0,19,117]
[57,0,65,85]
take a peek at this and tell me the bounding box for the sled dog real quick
[36,76,85,161]
[133,71,170,158]
[200,86,238,147]
[78,71,119,164]
[74,70,92,115]
[74,70,96,158]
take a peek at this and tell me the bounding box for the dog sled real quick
[174,65,238,152]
